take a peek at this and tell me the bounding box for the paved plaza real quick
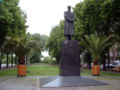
[0,75,120,90]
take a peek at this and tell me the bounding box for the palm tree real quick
[14,36,30,64]
[14,34,43,76]
[79,34,115,65]
[14,34,42,64]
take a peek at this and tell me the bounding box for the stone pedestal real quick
[40,40,108,88]
[60,40,80,76]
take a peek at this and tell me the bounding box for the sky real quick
[19,0,83,36]
[19,0,83,57]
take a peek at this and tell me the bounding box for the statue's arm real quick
[70,13,75,21]
[64,12,70,21]
[64,12,75,22]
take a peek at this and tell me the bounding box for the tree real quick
[82,51,92,69]
[28,33,46,63]
[0,0,27,68]
[1,36,18,68]
[14,36,30,64]
[1,0,27,39]
[31,34,48,50]
[0,49,3,69]
[46,21,65,64]
[74,0,120,37]
[79,34,115,65]
[0,0,27,47]
[0,0,12,48]
[30,51,41,63]
[74,0,120,69]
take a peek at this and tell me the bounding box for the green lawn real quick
[27,65,59,76]
[0,68,17,77]
[81,69,120,76]
[0,65,120,77]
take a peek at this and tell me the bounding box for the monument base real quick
[40,76,109,87]
[60,40,80,76]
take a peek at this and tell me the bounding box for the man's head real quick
[67,6,71,12]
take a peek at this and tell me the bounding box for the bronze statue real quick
[64,6,75,40]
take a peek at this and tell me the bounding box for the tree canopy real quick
[46,0,120,65]
[74,0,120,38]
[0,0,27,47]
[46,21,65,63]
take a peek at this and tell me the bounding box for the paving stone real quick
[40,76,109,87]
[0,76,119,90]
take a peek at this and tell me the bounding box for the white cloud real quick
[19,0,83,36]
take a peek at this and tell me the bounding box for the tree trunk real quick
[25,56,27,65]
[104,48,110,69]
[107,52,110,69]
[93,59,98,65]
[103,54,106,71]
[11,54,13,67]
[88,60,91,69]
[103,60,106,71]
[88,53,91,69]
[56,56,60,64]
[15,54,17,65]
[0,60,1,70]
[6,54,9,68]
[87,25,91,69]
[19,56,25,64]
[0,53,3,69]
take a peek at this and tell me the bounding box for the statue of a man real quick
[64,6,75,40]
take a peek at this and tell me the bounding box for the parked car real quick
[112,60,120,68]
[100,63,113,69]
